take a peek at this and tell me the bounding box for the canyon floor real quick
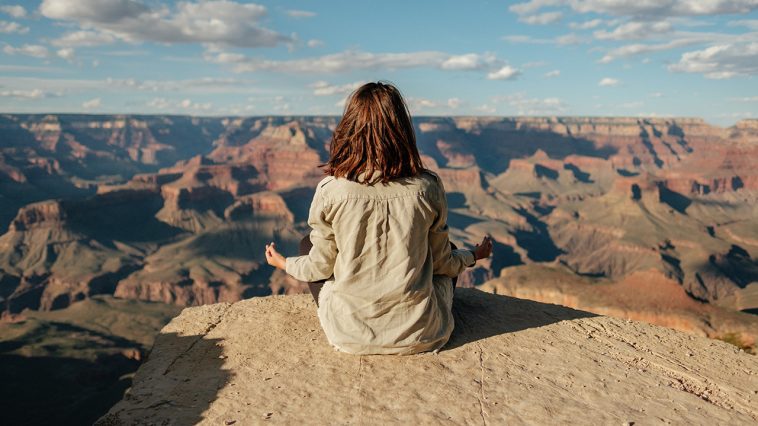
[98,289,758,425]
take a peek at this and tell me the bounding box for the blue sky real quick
[0,0,756,126]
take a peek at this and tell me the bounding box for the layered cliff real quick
[1,115,756,344]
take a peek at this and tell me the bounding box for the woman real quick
[265,81,493,355]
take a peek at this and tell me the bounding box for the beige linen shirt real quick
[285,169,475,355]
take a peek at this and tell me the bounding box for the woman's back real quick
[286,170,475,354]
[265,81,491,355]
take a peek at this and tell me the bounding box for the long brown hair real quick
[323,81,424,185]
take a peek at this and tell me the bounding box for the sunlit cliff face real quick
[0,114,756,342]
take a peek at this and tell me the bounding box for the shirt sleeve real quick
[284,183,338,282]
[429,175,476,277]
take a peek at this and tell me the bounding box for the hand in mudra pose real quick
[265,236,493,271]
[265,242,286,270]
[473,235,494,261]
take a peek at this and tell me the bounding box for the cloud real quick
[502,33,584,45]
[440,53,498,70]
[493,92,567,115]
[147,97,170,109]
[148,97,212,112]
[82,97,101,109]
[501,35,552,44]
[409,98,438,110]
[40,0,293,48]
[519,11,563,25]
[597,38,701,63]
[206,49,511,76]
[2,76,261,100]
[285,9,316,18]
[447,98,462,109]
[730,95,758,102]
[510,0,757,19]
[306,39,324,48]
[3,44,49,58]
[52,30,116,47]
[0,5,26,18]
[474,104,497,114]
[0,20,28,34]
[555,33,585,45]
[569,19,605,29]
[728,19,758,30]
[594,21,673,40]
[568,0,757,17]
[544,69,560,78]
[487,65,521,80]
[310,81,364,96]
[57,47,76,61]
[509,0,562,16]
[0,89,56,99]
[668,42,758,78]
[598,77,619,86]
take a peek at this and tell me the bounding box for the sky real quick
[0,0,756,126]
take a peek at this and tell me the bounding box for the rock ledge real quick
[99,289,758,425]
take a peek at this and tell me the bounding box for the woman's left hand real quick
[265,242,287,270]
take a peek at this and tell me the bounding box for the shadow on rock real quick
[444,288,597,350]
[96,331,230,425]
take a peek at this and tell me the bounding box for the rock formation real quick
[98,289,758,425]
[0,114,756,347]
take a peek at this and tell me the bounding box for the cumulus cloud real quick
[40,0,292,48]
[285,9,316,18]
[544,69,560,78]
[56,47,76,61]
[447,98,462,109]
[3,44,49,58]
[0,20,28,34]
[82,97,101,109]
[569,19,605,29]
[52,30,116,47]
[509,0,562,16]
[598,38,701,63]
[594,21,673,40]
[669,42,758,78]
[0,5,26,18]
[598,77,620,86]
[306,39,324,48]
[407,97,464,112]
[555,33,585,45]
[520,11,563,25]
[440,53,499,70]
[310,81,363,96]
[487,65,521,80]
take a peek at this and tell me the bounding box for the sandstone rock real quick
[98,289,758,425]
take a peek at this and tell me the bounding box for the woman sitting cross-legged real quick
[265,81,493,355]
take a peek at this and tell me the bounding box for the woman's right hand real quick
[473,235,493,260]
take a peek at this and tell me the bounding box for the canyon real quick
[2,113,757,422]
[1,114,756,337]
